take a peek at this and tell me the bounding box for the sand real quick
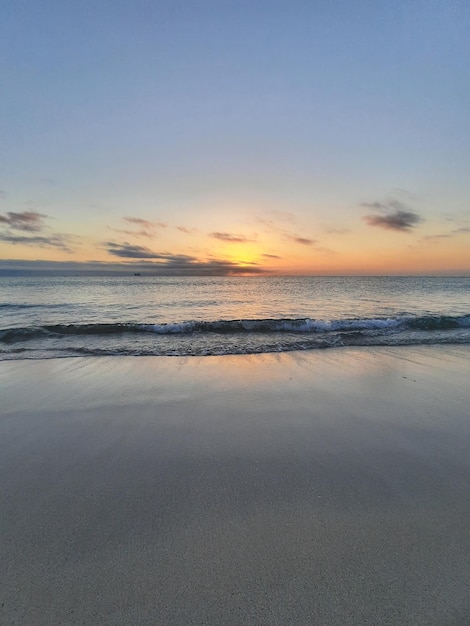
[1,346,470,625]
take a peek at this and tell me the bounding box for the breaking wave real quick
[1,313,470,359]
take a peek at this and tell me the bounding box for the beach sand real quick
[1,346,470,625]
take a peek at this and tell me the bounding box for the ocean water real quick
[1,275,470,360]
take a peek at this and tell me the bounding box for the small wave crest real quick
[0,323,140,343]
[139,314,470,334]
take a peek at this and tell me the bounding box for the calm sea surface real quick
[1,276,470,359]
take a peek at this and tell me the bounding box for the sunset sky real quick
[1,0,469,275]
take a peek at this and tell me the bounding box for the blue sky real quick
[1,0,469,274]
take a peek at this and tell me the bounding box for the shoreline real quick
[2,345,470,624]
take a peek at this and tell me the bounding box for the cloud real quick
[256,212,316,246]
[209,232,254,243]
[105,242,167,259]
[421,226,470,242]
[363,211,422,231]
[362,200,409,212]
[262,253,281,259]
[0,210,77,252]
[110,228,154,238]
[362,201,387,211]
[124,216,167,228]
[177,226,198,234]
[0,210,48,232]
[0,190,7,199]
[421,234,450,242]
[362,200,423,232]
[0,232,74,252]
[108,216,167,239]
[284,233,316,245]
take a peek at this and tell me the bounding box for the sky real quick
[1,0,469,275]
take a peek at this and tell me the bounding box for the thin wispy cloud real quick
[422,234,450,242]
[256,212,316,247]
[109,216,167,239]
[0,232,74,252]
[115,228,148,237]
[209,232,255,243]
[177,226,198,234]
[421,226,470,242]
[124,216,167,228]
[362,200,423,232]
[284,233,316,246]
[362,202,383,211]
[110,228,154,238]
[0,210,48,232]
[262,253,281,259]
[362,200,411,212]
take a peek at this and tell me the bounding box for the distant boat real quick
[134,272,141,276]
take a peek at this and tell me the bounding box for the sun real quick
[224,243,261,268]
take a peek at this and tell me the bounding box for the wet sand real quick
[1,346,470,625]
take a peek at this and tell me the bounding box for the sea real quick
[1,275,470,360]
